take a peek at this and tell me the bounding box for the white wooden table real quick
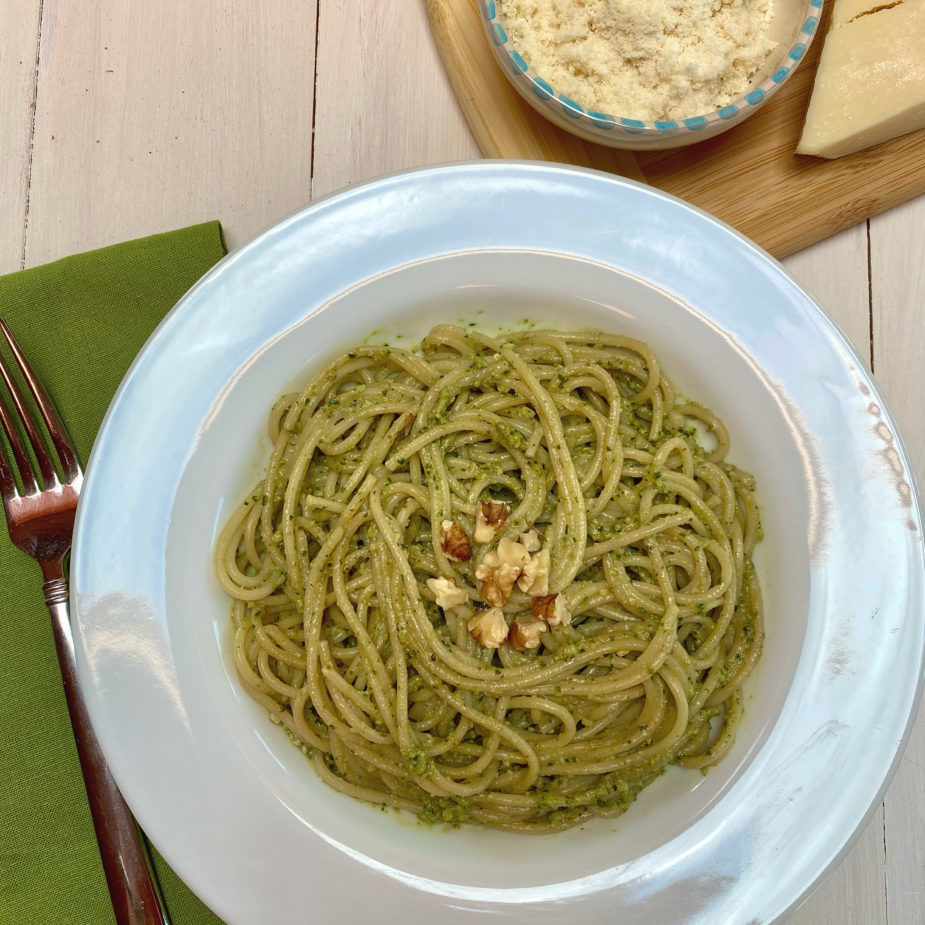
[2,2,922,922]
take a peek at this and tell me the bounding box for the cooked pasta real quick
[214,324,764,833]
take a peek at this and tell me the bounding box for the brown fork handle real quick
[43,569,170,925]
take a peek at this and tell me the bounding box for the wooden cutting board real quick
[426,0,925,258]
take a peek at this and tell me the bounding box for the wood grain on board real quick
[426,0,925,259]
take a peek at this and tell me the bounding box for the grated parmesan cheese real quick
[498,0,777,121]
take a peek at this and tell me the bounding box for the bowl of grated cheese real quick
[480,0,821,149]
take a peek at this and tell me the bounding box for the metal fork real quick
[0,318,169,925]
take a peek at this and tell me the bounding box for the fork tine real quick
[0,439,17,504]
[0,348,57,488]
[0,318,81,483]
[0,392,39,496]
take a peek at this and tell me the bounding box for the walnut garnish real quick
[509,614,546,651]
[519,528,542,553]
[496,537,530,569]
[476,564,520,607]
[474,500,510,544]
[475,537,530,606]
[468,607,509,648]
[426,577,468,609]
[531,592,571,627]
[440,520,472,562]
[518,548,550,596]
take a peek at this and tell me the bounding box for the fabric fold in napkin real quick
[0,223,226,925]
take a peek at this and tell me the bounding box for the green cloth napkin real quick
[0,223,227,925]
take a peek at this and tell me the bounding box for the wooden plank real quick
[870,196,925,925]
[0,0,43,272]
[783,225,871,364]
[426,0,925,259]
[790,813,888,925]
[884,708,925,925]
[783,226,888,925]
[23,0,317,267]
[311,0,480,200]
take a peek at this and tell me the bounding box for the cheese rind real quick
[797,0,925,159]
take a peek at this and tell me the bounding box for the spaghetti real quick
[214,324,764,832]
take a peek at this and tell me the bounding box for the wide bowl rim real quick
[70,160,925,925]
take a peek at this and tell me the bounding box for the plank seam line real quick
[866,219,875,373]
[21,0,45,270]
[308,0,322,201]
[883,805,890,924]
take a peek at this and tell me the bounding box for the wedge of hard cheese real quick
[797,0,925,159]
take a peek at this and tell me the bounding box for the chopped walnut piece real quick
[475,538,530,606]
[496,536,530,569]
[426,577,468,609]
[531,592,571,627]
[509,614,546,651]
[474,500,510,544]
[440,520,472,562]
[475,563,520,607]
[468,607,509,648]
[519,528,542,553]
[518,548,550,596]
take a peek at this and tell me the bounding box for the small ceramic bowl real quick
[479,0,822,150]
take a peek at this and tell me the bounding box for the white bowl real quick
[480,0,823,149]
[72,162,925,924]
